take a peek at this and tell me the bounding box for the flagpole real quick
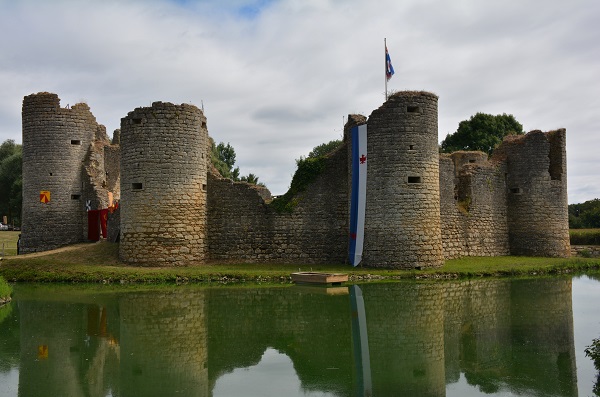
[384,38,387,101]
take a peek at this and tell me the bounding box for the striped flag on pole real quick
[349,124,367,266]
[385,46,395,81]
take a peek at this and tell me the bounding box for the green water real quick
[1,275,599,396]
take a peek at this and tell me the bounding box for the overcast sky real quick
[0,0,598,202]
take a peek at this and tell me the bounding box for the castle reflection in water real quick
[0,278,581,397]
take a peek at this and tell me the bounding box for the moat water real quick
[1,275,600,397]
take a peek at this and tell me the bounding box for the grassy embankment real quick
[1,230,599,283]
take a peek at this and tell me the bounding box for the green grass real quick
[1,240,599,284]
[0,231,19,256]
[0,276,12,301]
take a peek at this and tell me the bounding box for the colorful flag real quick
[385,46,395,81]
[349,124,367,266]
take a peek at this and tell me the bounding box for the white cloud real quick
[0,0,598,200]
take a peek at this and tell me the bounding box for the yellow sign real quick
[40,191,50,204]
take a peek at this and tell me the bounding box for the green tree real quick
[0,140,22,226]
[210,138,240,180]
[307,139,342,158]
[569,198,600,228]
[440,113,524,155]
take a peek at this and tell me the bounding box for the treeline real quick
[0,140,22,226]
[569,198,600,229]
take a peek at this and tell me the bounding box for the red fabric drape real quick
[88,210,100,241]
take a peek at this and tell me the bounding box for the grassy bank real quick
[0,231,19,256]
[1,240,599,284]
[0,276,11,303]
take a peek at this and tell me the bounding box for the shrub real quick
[270,156,328,213]
[570,229,600,245]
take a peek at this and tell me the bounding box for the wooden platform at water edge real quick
[291,272,348,286]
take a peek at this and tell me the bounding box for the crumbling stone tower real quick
[21,92,111,253]
[361,91,443,268]
[493,129,570,257]
[119,102,208,265]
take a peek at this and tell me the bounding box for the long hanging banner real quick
[349,124,367,266]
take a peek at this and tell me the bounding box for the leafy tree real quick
[209,138,264,185]
[307,139,342,158]
[209,138,240,180]
[569,198,600,228]
[585,338,600,396]
[0,140,22,226]
[440,113,524,155]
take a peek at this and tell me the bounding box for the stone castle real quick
[20,90,570,268]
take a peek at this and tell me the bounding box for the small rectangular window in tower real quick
[71,140,81,145]
[408,176,422,184]
[71,194,81,200]
[510,187,522,194]
[202,184,207,191]
[132,118,142,125]
[407,106,420,113]
[469,159,476,163]
[132,183,143,190]
[409,145,415,150]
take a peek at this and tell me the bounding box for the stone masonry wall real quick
[360,91,443,268]
[440,152,510,259]
[21,93,107,253]
[20,91,570,265]
[206,144,348,264]
[119,102,208,265]
[493,130,570,257]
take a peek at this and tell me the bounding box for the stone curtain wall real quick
[20,91,570,265]
[206,145,349,264]
[21,93,106,253]
[119,102,208,265]
[493,130,570,257]
[439,152,510,259]
[361,91,443,268]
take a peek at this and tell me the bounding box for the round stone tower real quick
[361,91,443,268]
[493,129,570,257]
[119,101,208,265]
[21,92,102,253]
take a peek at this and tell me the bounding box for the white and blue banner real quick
[349,124,367,266]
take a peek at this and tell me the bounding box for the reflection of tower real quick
[18,301,88,396]
[119,102,208,265]
[362,283,445,396]
[443,280,512,391]
[120,290,208,397]
[361,91,443,268]
[21,93,109,253]
[510,278,577,396]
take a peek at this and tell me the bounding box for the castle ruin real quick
[20,90,570,268]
